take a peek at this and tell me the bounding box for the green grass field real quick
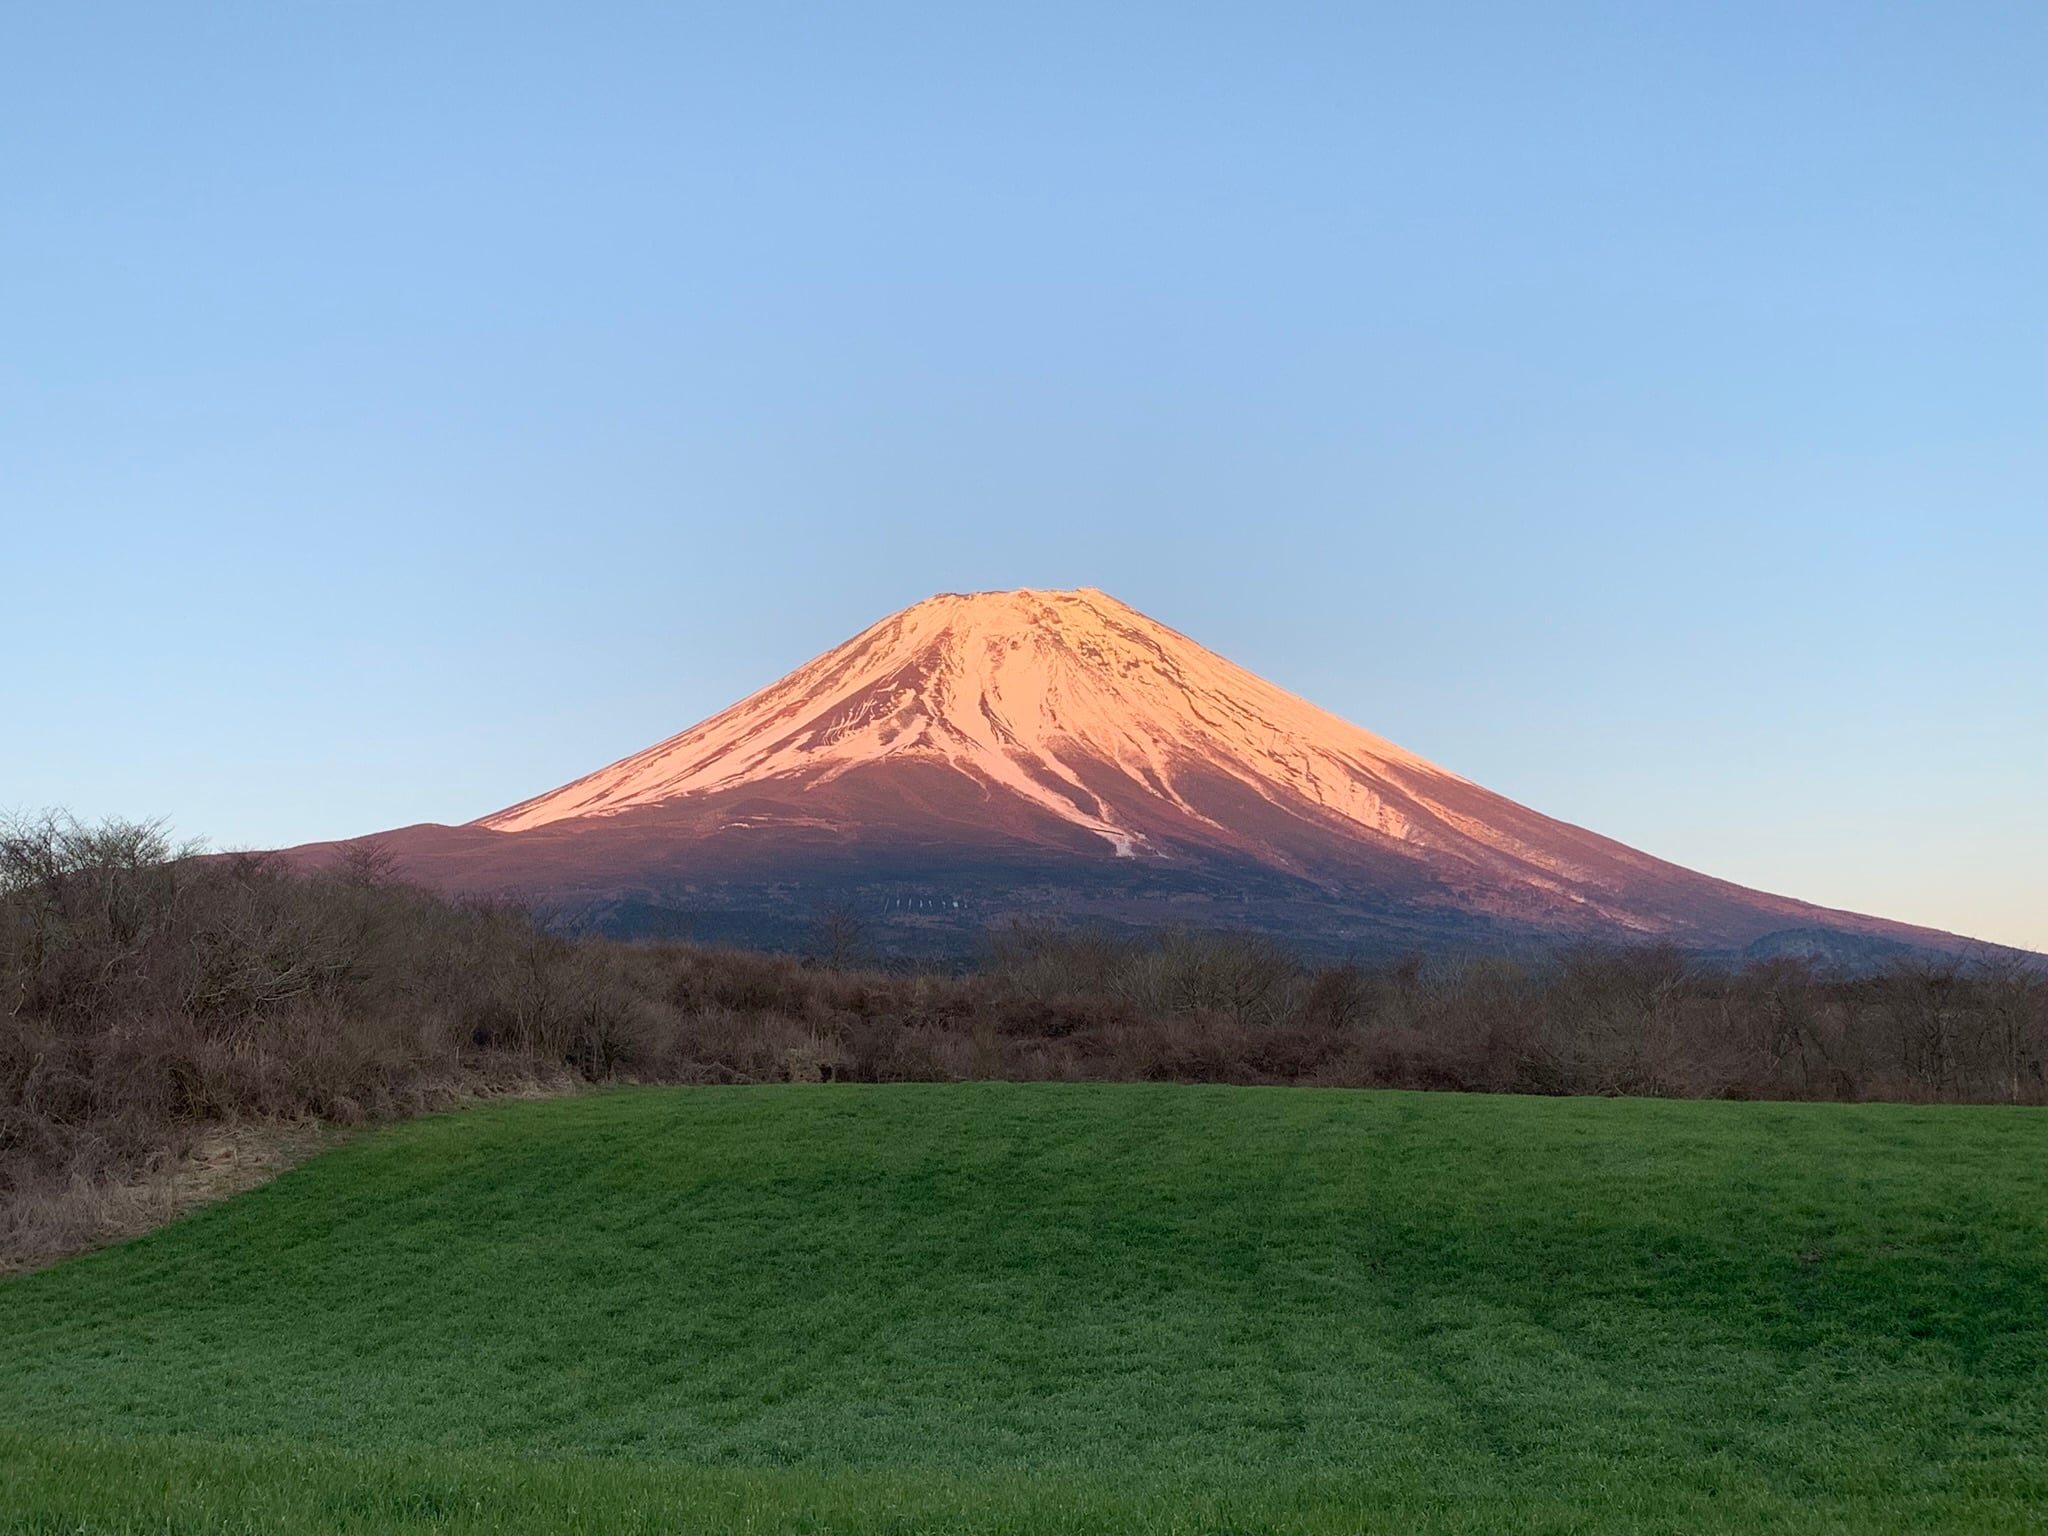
[1,1084,2043,1533]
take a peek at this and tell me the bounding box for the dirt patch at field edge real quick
[0,1123,329,1276]
[0,1076,591,1277]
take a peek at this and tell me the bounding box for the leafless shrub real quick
[6,810,2044,1269]
[813,902,868,970]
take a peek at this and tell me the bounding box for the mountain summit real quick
[307,588,1965,960]
[482,587,1437,857]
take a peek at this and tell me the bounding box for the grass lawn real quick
[0,1083,2043,1533]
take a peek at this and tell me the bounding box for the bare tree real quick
[1887,959,1965,1098]
[334,838,403,888]
[814,901,867,969]
[1977,955,2047,1104]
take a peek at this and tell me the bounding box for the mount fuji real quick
[291,588,1970,961]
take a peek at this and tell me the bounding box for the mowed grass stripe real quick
[0,1084,2043,1533]
[4,1431,2040,1536]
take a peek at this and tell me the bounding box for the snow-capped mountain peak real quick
[271,584,1963,960]
[480,587,1447,858]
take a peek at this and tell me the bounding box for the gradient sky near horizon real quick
[4,3,2044,950]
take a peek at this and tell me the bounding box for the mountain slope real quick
[298,588,1969,958]
[481,587,1441,859]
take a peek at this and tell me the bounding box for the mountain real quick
[293,587,1973,960]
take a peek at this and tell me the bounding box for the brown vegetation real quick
[4,813,2043,1267]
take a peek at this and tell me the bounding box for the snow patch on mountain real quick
[478,587,1463,857]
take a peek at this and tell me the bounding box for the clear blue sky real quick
[4,3,2043,949]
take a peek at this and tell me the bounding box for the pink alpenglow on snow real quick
[290,588,1984,962]
[482,588,1440,855]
